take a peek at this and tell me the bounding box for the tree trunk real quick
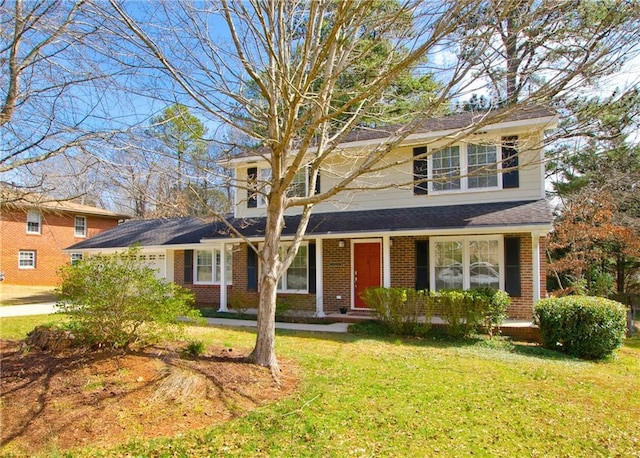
[247,192,286,374]
[616,255,625,293]
[249,273,280,373]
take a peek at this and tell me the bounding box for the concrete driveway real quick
[0,302,58,317]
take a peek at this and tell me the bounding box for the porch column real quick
[315,238,325,317]
[218,243,228,312]
[532,233,541,303]
[382,235,391,288]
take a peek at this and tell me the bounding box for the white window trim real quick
[258,241,309,294]
[74,216,87,237]
[18,250,36,269]
[257,167,272,208]
[194,246,233,285]
[430,235,504,291]
[427,142,503,195]
[70,252,83,265]
[257,166,313,207]
[26,211,41,234]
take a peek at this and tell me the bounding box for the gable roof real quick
[225,105,556,161]
[67,199,552,250]
[67,217,214,250]
[1,187,130,219]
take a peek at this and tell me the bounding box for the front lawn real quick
[1,316,638,457]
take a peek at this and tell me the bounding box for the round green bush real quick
[534,296,627,359]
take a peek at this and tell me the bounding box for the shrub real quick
[56,246,200,350]
[534,296,627,359]
[362,287,434,336]
[474,288,510,338]
[436,290,482,338]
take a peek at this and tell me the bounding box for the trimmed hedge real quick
[361,287,435,337]
[362,287,510,338]
[534,296,627,360]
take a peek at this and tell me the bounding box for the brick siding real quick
[172,234,547,320]
[1,209,120,286]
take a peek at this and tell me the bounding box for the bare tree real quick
[0,0,137,184]
[99,0,639,372]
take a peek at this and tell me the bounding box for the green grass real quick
[0,314,68,339]
[2,317,639,457]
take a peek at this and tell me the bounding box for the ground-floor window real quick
[70,253,83,265]
[195,246,233,285]
[432,236,502,290]
[277,244,308,293]
[18,250,36,269]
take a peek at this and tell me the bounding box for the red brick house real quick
[1,197,129,286]
[68,107,557,321]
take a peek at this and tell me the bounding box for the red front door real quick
[354,242,381,309]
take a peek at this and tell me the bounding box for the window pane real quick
[469,240,500,289]
[434,241,463,289]
[287,168,307,198]
[225,246,233,284]
[19,251,36,268]
[214,250,222,282]
[258,168,272,207]
[468,144,498,188]
[286,245,308,291]
[26,211,41,233]
[196,250,213,282]
[432,146,461,191]
[74,216,86,237]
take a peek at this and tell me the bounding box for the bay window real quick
[432,236,502,291]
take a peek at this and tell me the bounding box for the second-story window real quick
[26,211,41,234]
[74,216,87,237]
[432,146,461,191]
[413,140,512,195]
[467,144,498,188]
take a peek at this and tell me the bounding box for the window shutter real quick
[184,250,193,284]
[504,237,521,297]
[247,246,258,291]
[247,167,258,208]
[502,136,519,189]
[413,146,428,195]
[415,240,430,290]
[308,243,316,294]
[314,171,320,195]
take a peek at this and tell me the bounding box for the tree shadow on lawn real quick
[196,320,607,364]
[270,321,578,361]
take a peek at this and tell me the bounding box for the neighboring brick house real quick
[68,106,557,321]
[1,197,129,286]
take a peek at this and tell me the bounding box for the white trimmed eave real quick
[219,115,558,166]
[62,243,208,254]
[202,224,552,244]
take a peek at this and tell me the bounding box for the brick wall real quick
[172,234,547,320]
[322,239,351,313]
[1,208,120,286]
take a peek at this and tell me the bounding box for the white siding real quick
[233,129,547,218]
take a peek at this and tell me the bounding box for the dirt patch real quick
[0,339,298,456]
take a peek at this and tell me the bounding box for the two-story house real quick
[67,106,557,321]
[1,195,129,286]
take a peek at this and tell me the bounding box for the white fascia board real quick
[220,115,558,165]
[62,244,200,254]
[241,224,553,243]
